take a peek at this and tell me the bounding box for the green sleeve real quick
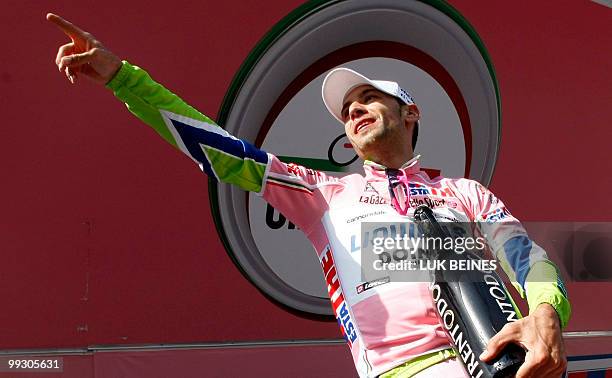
[524,261,571,329]
[473,182,571,329]
[104,61,269,193]
[106,61,216,147]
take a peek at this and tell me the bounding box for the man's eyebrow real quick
[342,88,379,116]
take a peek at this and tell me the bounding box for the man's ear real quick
[401,104,420,124]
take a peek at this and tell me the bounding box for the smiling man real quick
[48,12,570,378]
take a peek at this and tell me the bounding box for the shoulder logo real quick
[364,182,378,194]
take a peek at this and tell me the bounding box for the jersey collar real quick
[363,155,422,178]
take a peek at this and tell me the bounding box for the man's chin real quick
[358,132,383,147]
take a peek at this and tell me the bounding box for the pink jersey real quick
[262,155,517,377]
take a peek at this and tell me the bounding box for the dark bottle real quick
[413,205,526,378]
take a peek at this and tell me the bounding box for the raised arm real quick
[48,13,269,192]
[47,13,337,231]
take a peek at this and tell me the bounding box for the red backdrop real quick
[0,0,610,353]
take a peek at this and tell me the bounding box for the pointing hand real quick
[47,13,122,84]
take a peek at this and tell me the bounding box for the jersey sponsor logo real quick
[364,182,378,193]
[320,246,358,345]
[350,223,417,253]
[286,163,320,177]
[286,163,301,176]
[359,194,388,205]
[356,276,390,294]
[409,196,459,209]
[345,210,387,224]
[483,207,511,222]
[408,183,453,197]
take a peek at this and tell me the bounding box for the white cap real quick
[321,67,416,123]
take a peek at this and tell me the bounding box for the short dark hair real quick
[396,98,418,150]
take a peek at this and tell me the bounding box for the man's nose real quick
[349,104,367,121]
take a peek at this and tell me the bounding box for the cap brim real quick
[322,68,376,123]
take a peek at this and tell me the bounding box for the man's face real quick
[341,85,413,161]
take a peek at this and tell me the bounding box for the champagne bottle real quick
[413,205,526,378]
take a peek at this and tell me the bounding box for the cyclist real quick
[48,13,569,378]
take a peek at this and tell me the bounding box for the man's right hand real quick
[47,13,122,85]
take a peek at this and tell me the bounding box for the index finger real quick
[46,13,88,40]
